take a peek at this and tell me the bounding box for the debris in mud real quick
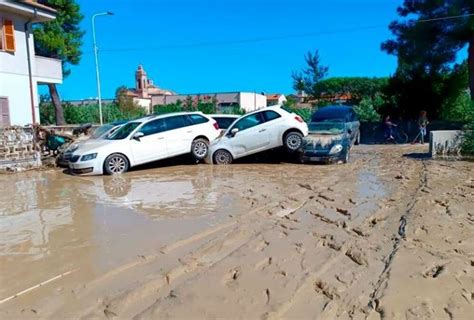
[298,183,313,191]
[168,290,178,298]
[423,264,446,278]
[336,208,351,216]
[265,288,271,304]
[349,198,357,205]
[104,307,117,318]
[314,280,340,300]
[395,175,403,180]
[345,248,368,266]
[318,194,335,202]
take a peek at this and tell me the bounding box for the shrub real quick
[461,122,474,156]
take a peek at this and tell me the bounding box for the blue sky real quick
[50,0,405,100]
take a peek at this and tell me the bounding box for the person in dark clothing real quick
[417,110,429,144]
[383,115,397,142]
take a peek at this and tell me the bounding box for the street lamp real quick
[92,11,113,125]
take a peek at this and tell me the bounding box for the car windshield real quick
[308,122,345,134]
[91,124,114,139]
[107,122,141,140]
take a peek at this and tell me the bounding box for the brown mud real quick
[0,145,472,319]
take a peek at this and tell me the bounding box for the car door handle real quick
[186,130,193,133]
[259,129,267,133]
[157,137,164,140]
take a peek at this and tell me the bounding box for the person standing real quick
[417,111,429,144]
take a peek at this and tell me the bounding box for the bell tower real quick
[135,65,149,98]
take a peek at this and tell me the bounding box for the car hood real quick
[303,133,345,149]
[74,139,115,154]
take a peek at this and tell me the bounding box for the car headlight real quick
[67,143,79,153]
[80,153,97,161]
[329,144,343,155]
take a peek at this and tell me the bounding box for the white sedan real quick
[69,112,220,175]
[205,107,308,164]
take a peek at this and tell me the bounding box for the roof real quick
[0,0,57,22]
[266,94,283,100]
[21,1,57,13]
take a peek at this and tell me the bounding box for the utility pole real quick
[92,11,113,125]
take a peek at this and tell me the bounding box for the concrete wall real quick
[0,12,62,126]
[429,130,463,157]
[0,126,40,170]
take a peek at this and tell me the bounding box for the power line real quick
[93,13,474,54]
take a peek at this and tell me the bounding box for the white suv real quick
[69,112,220,175]
[206,107,308,164]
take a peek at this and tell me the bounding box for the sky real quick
[50,0,405,100]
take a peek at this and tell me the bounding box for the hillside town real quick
[0,1,473,319]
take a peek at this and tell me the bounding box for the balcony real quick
[34,56,63,84]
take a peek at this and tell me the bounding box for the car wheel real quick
[284,131,303,152]
[213,149,233,165]
[104,153,129,175]
[343,149,350,164]
[191,138,209,160]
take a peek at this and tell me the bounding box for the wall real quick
[0,12,39,125]
[151,92,267,113]
[0,126,40,170]
[238,93,267,112]
[359,120,466,144]
[429,131,463,157]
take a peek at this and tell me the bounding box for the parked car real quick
[310,105,360,145]
[205,106,308,164]
[57,120,127,167]
[300,121,352,163]
[69,112,220,175]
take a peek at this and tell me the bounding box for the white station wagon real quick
[206,106,309,164]
[69,112,220,175]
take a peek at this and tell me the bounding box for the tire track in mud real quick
[93,171,357,318]
[367,160,428,316]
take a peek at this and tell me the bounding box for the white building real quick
[152,92,267,113]
[0,1,62,127]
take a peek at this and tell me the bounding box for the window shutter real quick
[3,19,15,52]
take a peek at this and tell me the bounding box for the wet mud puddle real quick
[0,166,248,304]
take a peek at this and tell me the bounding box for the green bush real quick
[440,91,474,122]
[40,102,146,125]
[354,96,383,122]
[461,122,474,156]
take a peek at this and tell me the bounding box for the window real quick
[107,122,141,140]
[214,117,236,130]
[233,113,264,131]
[166,116,189,130]
[2,19,15,52]
[263,111,281,122]
[188,114,209,125]
[139,119,167,136]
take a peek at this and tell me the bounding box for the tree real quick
[34,0,84,125]
[382,0,474,100]
[314,77,389,104]
[292,50,329,98]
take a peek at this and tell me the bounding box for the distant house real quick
[266,94,287,107]
[0,0,63,126]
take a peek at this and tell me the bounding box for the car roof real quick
[209,114,240,118]
[132,111,207,123]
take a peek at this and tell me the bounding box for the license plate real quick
[310,157,323,161]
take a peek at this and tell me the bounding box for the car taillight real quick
[213,122,219,130]
[295,115,303,123]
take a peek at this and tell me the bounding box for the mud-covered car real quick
[300,121,352,163]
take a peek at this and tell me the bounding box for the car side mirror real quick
[133,132,144,141]
[230,128,239,137]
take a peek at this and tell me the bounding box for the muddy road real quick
[0,145,473,319]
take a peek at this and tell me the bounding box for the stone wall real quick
[0,126,41,170]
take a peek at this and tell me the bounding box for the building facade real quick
[0,0,62,127]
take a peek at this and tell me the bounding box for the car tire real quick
[284,131,303,152]
[213,149,233,165]
[191,138,209,161]
[343,149,350,164]
[104,153,129,175]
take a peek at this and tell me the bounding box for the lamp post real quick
[92,11,113,125]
